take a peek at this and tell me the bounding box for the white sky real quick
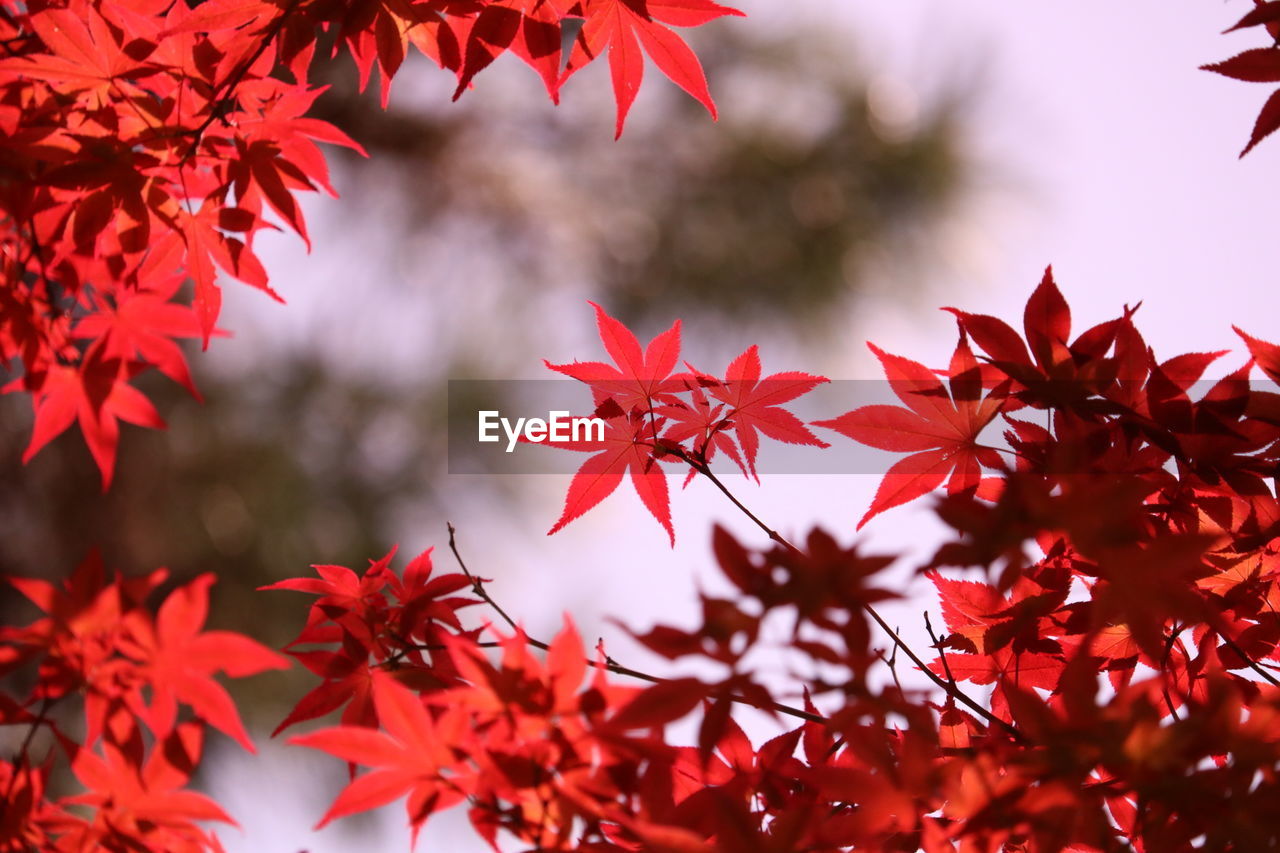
[209,3,1280,850]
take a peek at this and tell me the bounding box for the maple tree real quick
[5,3,1280,852]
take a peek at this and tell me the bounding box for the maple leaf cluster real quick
[483,279,1280,851]
[812,271,1280,851]
[268,530,966,851]
[0,0,741,489]
[0,554,287,852]
[542,301,830,543]
[207,281,1280,851]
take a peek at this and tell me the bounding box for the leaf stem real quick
[1216,626,1280,688]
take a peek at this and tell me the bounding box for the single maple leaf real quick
[66,723,235,850]
[1201,19,1280,154]
[658,374,747,484]
[121,574,289,751]
[546,300,683,415]
[2,7,156,104]
[167,198,276,347]
[943,267,1129,412]
[233,79,369,195]
[74,281,204,400]
[10,359,164,490]
[560,0,744,137]
[545,408,678,544]
[228,137,317,248]
[1234,325,1280,386]
[269,639,379,737]
[290,671,468,834]
[815,335,1008,528]
[695,345,829,480]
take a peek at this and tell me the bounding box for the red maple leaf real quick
[702,345,829,480]
[941,267,1128,412]
[121,574,289,751]
[658,373,746,483]
[289,670,468,835]
[0,552,167,724]
[1204,5,1280,155]
[9,359,164,490]
[263,548,482,736]
[815,334,1009,528]
[65,723,234,851]
[453,0,571,101]
[0,7,156,103]
[1235,325,1280,386]
[73,277,204,399]
[269,637,379,737]
[546,300,683,415]
[561,0,744,137]
[546,408,678,543]
[167,198,276,347]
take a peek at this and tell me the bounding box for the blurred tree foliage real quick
[308,22,972,327]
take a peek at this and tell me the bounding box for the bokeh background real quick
[4,2,1279,849]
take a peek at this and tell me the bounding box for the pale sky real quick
[209,4,1280,850]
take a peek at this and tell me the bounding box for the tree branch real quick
[445,523,824,724]
[668,448,1027,742]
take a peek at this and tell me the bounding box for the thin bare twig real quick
[444,523,823,724]
[1,696,57,804]
[668,450,1026,743]
[924,611,957,687]
[879,628,905,697]
[1216,627,1280,688]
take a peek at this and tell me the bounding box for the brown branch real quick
[878,629,905,697]
[1,696,57,805]
[1159,625,1182,722]
[673,448,794,551]
[669,447,1027,743]
[1216,626,1280,688]
[445,523,823,724]
[924,611,957,687]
